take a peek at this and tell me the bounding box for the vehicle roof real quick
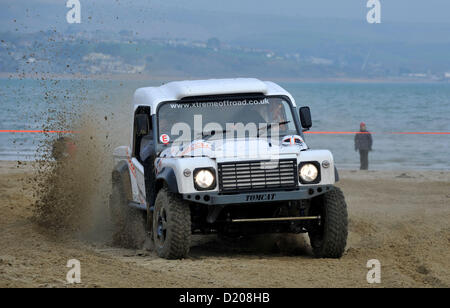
[133,78,296,114]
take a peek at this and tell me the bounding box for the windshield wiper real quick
[194,129,230,141]
[257,121,290,136]
[193,121,290,140]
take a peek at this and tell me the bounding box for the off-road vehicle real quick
[110,78,348,259]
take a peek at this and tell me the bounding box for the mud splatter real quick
[30,107,116,243]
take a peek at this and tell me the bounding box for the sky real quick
[158,0,450,23]
[1,0,450,38]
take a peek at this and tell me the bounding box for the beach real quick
[1,160,448,288]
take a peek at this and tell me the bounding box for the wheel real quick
[109,179,146,249]
[153,187,192,259]
[308,187,348,258]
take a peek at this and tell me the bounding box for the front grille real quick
[218,159,298,193]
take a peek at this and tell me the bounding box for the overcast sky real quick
[160,0,450,22]
[1,0,449,38]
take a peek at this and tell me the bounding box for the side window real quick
[133,106,152,162]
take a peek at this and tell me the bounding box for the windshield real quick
[157,97,298,143]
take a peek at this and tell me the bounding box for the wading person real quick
[354,122,372,170]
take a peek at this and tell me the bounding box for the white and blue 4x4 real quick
[110,78,348,259]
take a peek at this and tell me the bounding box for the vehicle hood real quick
[160,136,308,160]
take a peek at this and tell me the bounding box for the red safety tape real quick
[0,130,448,135]
[0,130,78,134]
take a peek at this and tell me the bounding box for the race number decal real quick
[160,134,170,144]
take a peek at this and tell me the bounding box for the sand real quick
[0,160,449,288]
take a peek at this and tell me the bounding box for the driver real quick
[260,102,288,134]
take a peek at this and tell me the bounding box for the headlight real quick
[194,168,216,190]
[299,163,319,183]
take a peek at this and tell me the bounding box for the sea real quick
[0,78,449,170]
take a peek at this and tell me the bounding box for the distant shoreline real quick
[1,72,448,84]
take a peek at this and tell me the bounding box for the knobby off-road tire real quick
[153,187,191,259]
[308,187,348,258]
[109,180,146,249]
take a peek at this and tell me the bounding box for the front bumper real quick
[182,184,334,205]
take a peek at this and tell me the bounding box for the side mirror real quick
[299,107,312,130]
[135,114,150,136]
